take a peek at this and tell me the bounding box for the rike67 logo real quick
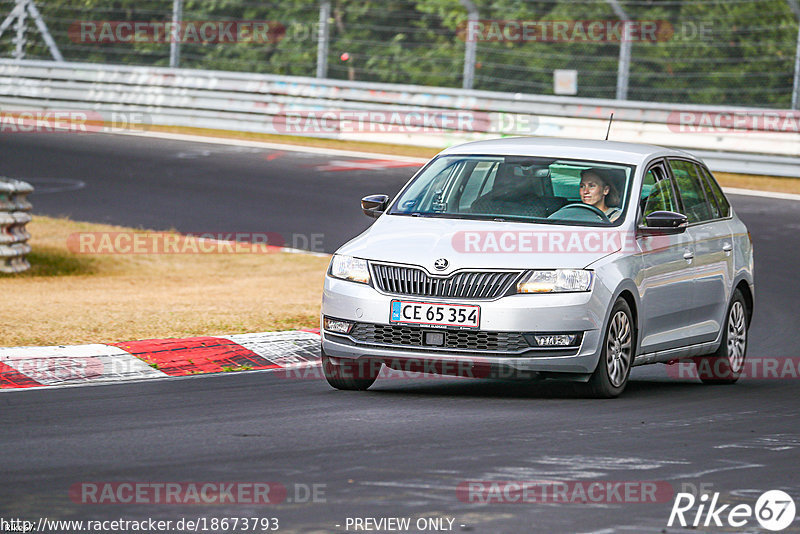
[668,490,796,531]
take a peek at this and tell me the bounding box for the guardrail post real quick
[13,0,26,60]
[788,0,800,108]
[1,0,63,61]
[0,178,34,274]
[460,0,478,90]
[316,0,330,78]
[793,26,800,109]
[169,0,182,68]
[606,0,631,100]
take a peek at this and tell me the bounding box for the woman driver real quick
[579,169,622,221]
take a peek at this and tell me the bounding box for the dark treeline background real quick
[1,0,795,107]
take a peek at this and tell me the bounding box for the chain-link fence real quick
[1,0,798,108]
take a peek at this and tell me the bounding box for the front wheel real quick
[694,290,748,385]
[321,351,380,391]
[586,298,635,398]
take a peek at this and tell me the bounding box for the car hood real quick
[337,214,625,273]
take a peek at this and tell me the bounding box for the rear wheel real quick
[695,290,748,385]
[321,351,380,391]
[587,298,635,398]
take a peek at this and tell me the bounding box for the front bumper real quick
[321,275,611,375]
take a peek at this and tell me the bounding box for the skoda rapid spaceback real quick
[320,138,754,397]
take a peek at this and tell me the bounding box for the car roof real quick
[438,137,697,166]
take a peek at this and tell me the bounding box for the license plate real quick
[390,300,480,328]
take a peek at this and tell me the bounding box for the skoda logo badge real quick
[434,258,449,271]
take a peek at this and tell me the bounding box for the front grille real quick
[371,263,521,299]
[349,323,532,353]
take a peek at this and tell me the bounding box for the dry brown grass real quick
[0,216,329,346]
[714,172,800,194]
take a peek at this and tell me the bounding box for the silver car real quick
[320,138,754,397]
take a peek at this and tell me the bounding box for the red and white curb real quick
[0,330,321,390]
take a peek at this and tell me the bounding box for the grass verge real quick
[714,172,800,195]
[0,216,329,347]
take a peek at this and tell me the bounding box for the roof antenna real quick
[605,113,614,141]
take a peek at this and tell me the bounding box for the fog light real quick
[534,334,578,347]
[323,317,353,334]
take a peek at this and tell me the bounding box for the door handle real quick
[683,250,695,261]
[722,243,733,253]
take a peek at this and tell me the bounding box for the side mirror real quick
[361,194,390,219]
[639,210,689,235]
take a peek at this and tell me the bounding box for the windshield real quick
[390,155,635,226]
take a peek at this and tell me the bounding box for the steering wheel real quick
[549,203,611,222]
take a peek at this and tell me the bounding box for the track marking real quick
[20,178,86,194]
[663,460,764,480]
[315,159,423,172]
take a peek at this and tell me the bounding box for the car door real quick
[636,160,698,353]
[668,159,734,343]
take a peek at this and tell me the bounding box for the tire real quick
[694,289,748,385]
[587,298,635,398]
[321,350,380,391]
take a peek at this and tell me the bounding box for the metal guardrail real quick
[1,59,800,177]
[0,178,33,273]
[0,58,789,122]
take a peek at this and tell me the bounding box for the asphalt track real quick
[1,132,800,533]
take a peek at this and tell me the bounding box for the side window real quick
[640,164,678,225]
[668,159,715,224]
[701,167,731,218]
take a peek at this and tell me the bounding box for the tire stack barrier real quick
[0,178,34,273]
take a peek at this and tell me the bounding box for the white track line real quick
[112,129,430,163]
[722,187,800,202]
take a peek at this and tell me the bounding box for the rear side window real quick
[668,160,716,224]
[701,167,731,218]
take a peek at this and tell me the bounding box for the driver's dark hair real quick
[580,168,621,207]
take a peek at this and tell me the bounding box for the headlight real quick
[517,269,593,293]
[329,254,371,284]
